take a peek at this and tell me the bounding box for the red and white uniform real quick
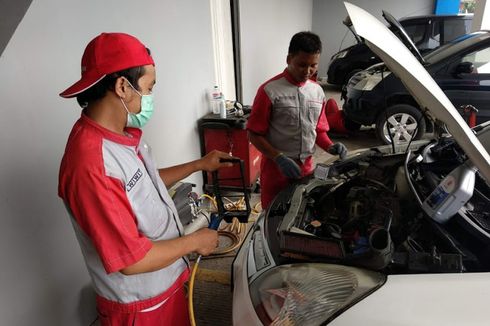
[59,113,190,323]
[247,69,333,208]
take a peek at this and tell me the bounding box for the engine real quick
[270,141,490,274]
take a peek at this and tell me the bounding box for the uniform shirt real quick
[247,68,333,163]
[59,113,188,312]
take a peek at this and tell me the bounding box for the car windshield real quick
[424,32,490,64]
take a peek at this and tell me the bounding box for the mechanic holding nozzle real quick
[58,33,233,325]
[247,31,347,209]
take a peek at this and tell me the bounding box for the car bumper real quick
[330,272,490,326]
[232,214,273,325]
[234,235,490,326]
[342,84,382,126]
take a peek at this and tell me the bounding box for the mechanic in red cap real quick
[247,31,348,209]
[58,32,232,325]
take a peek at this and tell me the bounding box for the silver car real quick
[232,3,490,325]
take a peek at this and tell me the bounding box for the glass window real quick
[403,23,426,46]
[427,21,441,49]
[444,19,468,43]
[461,47,490,73]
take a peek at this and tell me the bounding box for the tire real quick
[375,104,426,145]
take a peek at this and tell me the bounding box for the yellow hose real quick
[213,230,241,255]
[188,196,260,325]
[188,229,241,325]
[188,255,201,326]
[200,194,217,210]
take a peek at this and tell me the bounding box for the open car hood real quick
[342,10,425,61]
[342,15,362,44]
[345,2,490,182]
[382,10,425,63]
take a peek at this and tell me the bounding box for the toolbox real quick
[198,112,261,192]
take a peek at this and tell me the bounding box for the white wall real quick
[239,0,313,105]
[472,0,490,31]
[238,0,433,103]
[312,0,434,78]
[0,0,215,325]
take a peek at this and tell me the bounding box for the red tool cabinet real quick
[198,113,261,192]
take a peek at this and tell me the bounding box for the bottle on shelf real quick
[210,85,221,115]
[218,92,226,119]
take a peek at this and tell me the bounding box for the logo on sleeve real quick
[126,169,143,192]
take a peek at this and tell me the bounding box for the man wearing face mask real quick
[58,33,232,325]
[247,31,348,209]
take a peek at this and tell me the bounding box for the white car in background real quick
[232,3,490,325]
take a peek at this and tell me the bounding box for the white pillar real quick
[472,0,490,32]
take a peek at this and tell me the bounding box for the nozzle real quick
[208,213,221,230]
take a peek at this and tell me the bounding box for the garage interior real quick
[0,0,488,325]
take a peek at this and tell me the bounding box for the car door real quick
[436,43,490,125]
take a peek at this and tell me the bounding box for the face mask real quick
[120,79,154,128]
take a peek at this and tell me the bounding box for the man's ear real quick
[286,54,291,65]
[114,77,128,98]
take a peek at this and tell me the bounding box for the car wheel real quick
[375,104,426,145]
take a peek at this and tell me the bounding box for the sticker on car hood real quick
[344,2,490,182]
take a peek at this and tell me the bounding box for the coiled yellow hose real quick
[188,196,261,325]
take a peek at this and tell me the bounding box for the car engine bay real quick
[266,135,490,274]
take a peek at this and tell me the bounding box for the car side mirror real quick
[454,61,474,75]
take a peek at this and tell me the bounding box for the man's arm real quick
[248,131,281,160]
[124,150,235,275]
[247,84,303,179]
[315,101,334,151]
[247,83,279,159]
[316,100,348,159]
[120,228,217,275]
[249,130,302,179]
[158,150,233,187]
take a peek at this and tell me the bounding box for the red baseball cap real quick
[59,32,154,98]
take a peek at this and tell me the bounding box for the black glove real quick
[328,143,348,160]
[275,153,302,179]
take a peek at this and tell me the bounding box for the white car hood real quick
[345,2,490,182]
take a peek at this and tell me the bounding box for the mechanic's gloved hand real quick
[328,142,348,160]
[275,153,302,179]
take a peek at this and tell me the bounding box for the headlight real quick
[332,50,348,60]
[352,71,390,91]
[249,263,385,325]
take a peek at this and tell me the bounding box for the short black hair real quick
[288,31,322,55]
[76,47,151,108]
